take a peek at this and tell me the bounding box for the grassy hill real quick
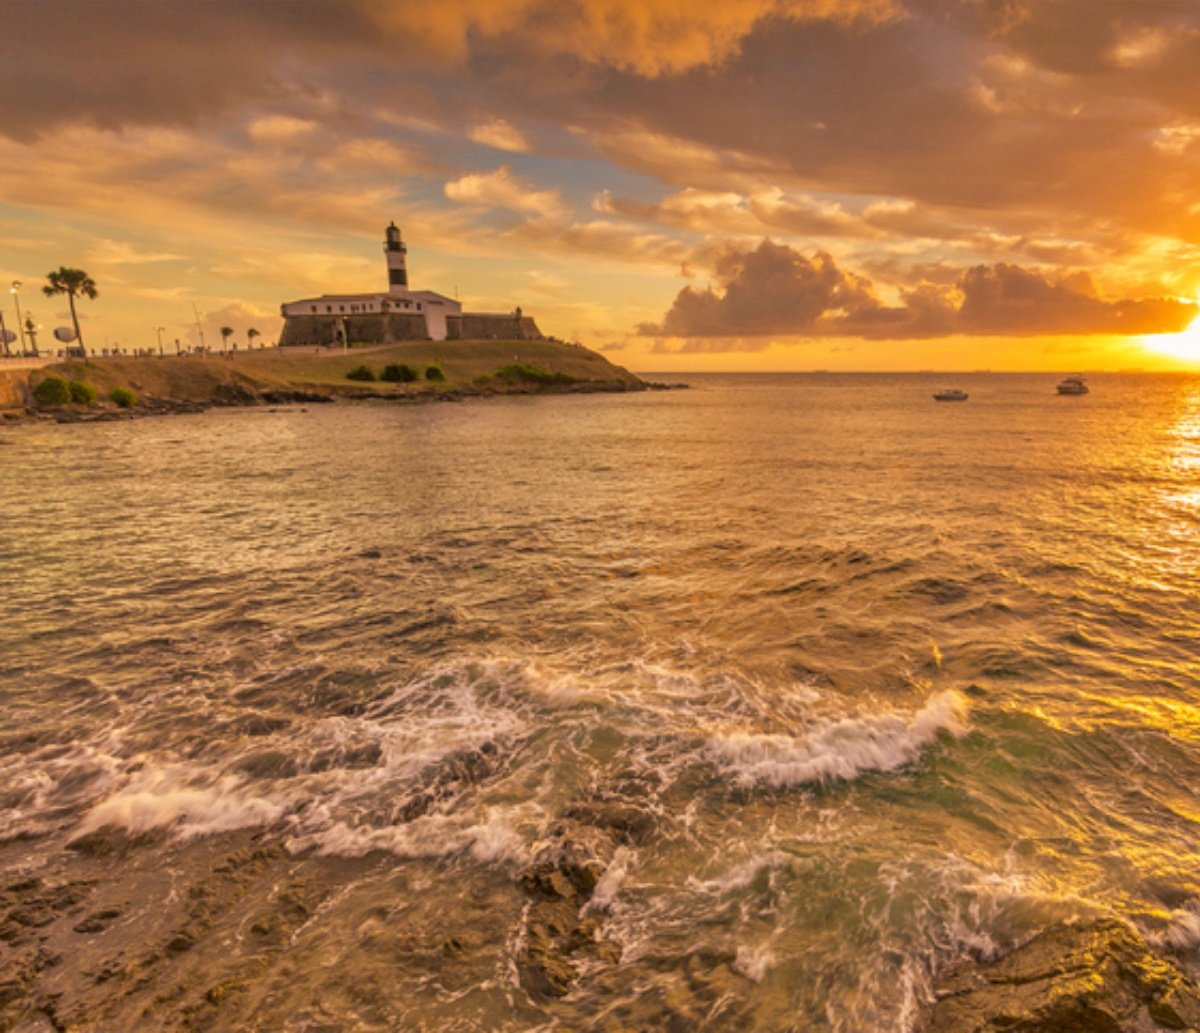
[28,339,644,408]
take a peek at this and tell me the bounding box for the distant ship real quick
[933,389,968,402]
[1057,375,1089,395]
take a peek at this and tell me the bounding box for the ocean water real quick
[2,372,1199,1031]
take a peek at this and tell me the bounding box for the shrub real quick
[110,386,137,408]
[345,365,376,382]
[68,380,97,405]
[424,365,445,382]
[494,363,576,386]
[33,376,72,406]
[380,363,418,383]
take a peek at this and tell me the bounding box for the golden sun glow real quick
[1142,308,1200,364]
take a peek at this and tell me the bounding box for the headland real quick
[1,339,667,424]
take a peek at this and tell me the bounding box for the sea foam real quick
[285,807,530,865]
[705,690,969,787]
[75,769,284,839]
[1155,905,1200,951]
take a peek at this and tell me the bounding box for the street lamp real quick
[155,325,165,354]
[11,281,26,356]
[24,316,40,356]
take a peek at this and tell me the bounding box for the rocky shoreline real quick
[1,378,687,427]
[925,918,1200,1032]
[4,761,1199,1032]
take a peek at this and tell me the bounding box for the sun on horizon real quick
[1142,303,1200,366]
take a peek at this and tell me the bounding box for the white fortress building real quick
[279,222,541,347]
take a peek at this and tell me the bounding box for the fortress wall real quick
[446,314,544,341]
[280,313,429,347]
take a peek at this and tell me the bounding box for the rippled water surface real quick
[3,373,1200,1031]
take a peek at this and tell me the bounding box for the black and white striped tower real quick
[384,221,408,294]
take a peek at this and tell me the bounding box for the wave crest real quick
[706,690,969,787]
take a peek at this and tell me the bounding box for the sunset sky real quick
[4,0,1200,370]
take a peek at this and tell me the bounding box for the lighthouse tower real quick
[384,221,408,294]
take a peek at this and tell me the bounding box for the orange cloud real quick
[367,0,901,77]
[468,119,531,153]
[638,240,1197,343]
[444,166,564,218]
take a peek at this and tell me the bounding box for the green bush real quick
[494,363,576,386]
[424,365,445,382]
[110,386,137,408]
[380,363,418,383]
[34,376,72,406]
[68,380,97,405]
[345,365,376,382]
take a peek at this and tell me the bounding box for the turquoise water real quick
[2,373,1199,1030]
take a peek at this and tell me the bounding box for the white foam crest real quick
[706,690,969,788]
[734,942,776,982]
[686,852,790,896]
[76,767,284,839]
[583,846,634,916]
[285,805,531,865]
[0,740,133,839]
[1153,906,1200,951]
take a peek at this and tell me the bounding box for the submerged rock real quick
[517,823,621,999]
[926,919,1200,1032]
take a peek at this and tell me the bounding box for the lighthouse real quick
[280,218,543,345]
[384,221,408,293]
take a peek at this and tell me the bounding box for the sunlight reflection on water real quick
[2,373,1199,1031]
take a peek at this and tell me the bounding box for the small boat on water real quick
[933,389,968,402]
[1057,375,1089,395]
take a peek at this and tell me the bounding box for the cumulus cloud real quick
[247,115,319,145]
[191,301,282,351]
[637,239,1197,343]
[369,0,902,77]
[468,119,531,153]
[637,240,891,337]
[4,0,1200,355]
[444,166,564,217]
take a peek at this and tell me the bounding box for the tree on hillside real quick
[247,327,261,348]
[43,267,97,359]
[220,326,234,352]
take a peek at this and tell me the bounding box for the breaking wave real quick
[705,690,969,787]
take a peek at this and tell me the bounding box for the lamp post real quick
[155,325,165,355]
[24,316,40,356]
[11,281,26,356]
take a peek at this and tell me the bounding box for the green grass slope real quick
[31,339,643,404]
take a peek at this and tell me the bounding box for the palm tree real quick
[220,326,233,353]
[247,327,261,349]
[43,267,97,359]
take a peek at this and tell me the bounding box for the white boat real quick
[1057,375,1089,395]
[933,389,968,401]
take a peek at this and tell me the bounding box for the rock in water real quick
[517,823,619,999]
[926,919,1200,1032]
